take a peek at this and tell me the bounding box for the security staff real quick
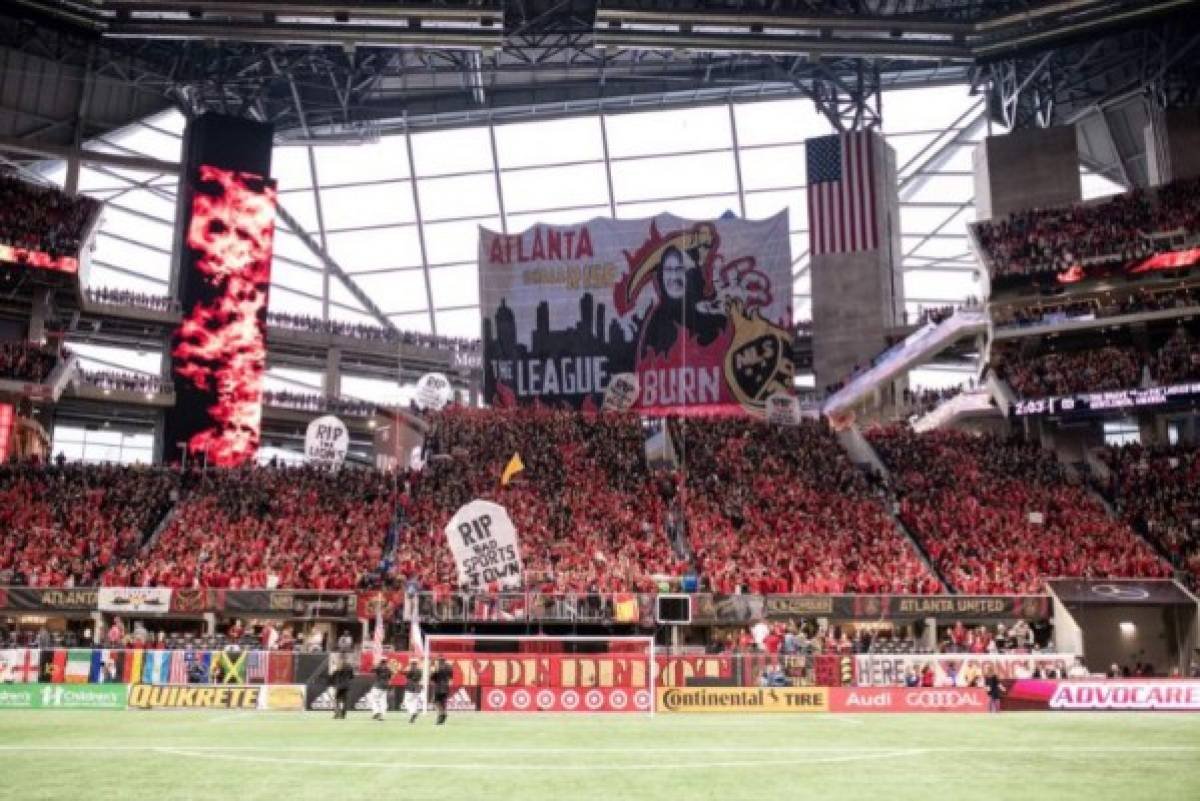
[404,659,423,724]
[431,657,453,726]
[330,656,355,720]
[369,657,394,721]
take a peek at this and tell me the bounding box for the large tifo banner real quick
[444,500,524,590]
[478,212,795,415]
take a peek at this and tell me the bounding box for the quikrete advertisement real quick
[128,684,261,710]
[656,687,828,713]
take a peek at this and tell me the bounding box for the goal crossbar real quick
[420,634,656,715]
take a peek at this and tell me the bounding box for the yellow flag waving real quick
[501,452,525,486]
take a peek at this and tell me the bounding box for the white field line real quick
[149,747,929,771]
[1,746,1197,754]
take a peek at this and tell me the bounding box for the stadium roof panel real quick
[2,0,1195,141]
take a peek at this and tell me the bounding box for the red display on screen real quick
[0,403,13,463]
[0,244,78,274]
[1129,247,1200,274]
[172,165,276,467]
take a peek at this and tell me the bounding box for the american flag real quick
[168,651,188,684]
[247,651,267,683]
[806,131,879,255]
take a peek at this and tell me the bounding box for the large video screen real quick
[165,165,277,467]
[478,212,794,416]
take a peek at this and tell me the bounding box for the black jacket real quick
[431,663,453,695]
[332,665,355,693]
[372,661,394,691]
[404,666,423,692]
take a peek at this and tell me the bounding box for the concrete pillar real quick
[64,156,81,197]
[810,131,905,394]
[973,126,1081,221]
[27,287,51,342]
[325,347,341,397]
[1145,105,1200,186]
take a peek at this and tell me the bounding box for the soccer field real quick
[1,711,1198,801]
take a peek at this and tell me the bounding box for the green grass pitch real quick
[1,711,1198,801]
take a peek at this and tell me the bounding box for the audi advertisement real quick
[829,688,989,713]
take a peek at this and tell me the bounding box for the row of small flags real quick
[0,648,292,685]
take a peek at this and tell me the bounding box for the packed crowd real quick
[1101,443,1200,582]
[672,416,940,595]
[0,412,1179,595]
[78,369,171,395]
[395,408,679,595]
[867,427,1169,594]
[910,298,980,327]
[899,386,965,418]
[0,341,63,384]
[993,345,1143,397]
[0,173,100,260]
[103,466,402,589]
[262,389,375,417]
[993,323,1200,398]
[85,287,180,314]
[0,464,176,587]
[974,176,1200,282]
[992,284,1200,328]
[267,311,480,353]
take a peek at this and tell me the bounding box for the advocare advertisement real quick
[304,414,348,466]
[443,499,524,590]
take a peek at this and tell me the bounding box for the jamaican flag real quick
[211,650,247,684]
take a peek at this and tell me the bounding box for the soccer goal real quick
[421,634,657,716]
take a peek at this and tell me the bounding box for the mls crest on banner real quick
[479,212,794,416]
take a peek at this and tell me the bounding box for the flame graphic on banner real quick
[173,165,276,466]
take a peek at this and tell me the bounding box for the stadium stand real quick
[78,369,171,395]
[0,172,100,260]
[866,427,1170,593]
[85,287,181,314]
[992,284,1200,329]
[672,416,941,594]
[973,176,1200,284]
[0,341,64,383]
[992,320,1200,398]
[262,390,374,417]
[104,465,400,589]
[1100,443,1200,583]
[266,311,480,352]
[0,464,176,587]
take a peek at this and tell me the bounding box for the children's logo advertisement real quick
[478,212,794,416]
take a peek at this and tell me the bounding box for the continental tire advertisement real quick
[656,687,828,713]
[128,684,262,710]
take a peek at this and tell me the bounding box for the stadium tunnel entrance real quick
[1047,579,1198,677]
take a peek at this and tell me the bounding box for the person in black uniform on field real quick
[984,664,1005,713]
[404,659,424,724]
[431,657,453,726]
[331,656,355,720]
[370,657,394,721]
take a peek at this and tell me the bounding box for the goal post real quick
[421,634,656,716]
